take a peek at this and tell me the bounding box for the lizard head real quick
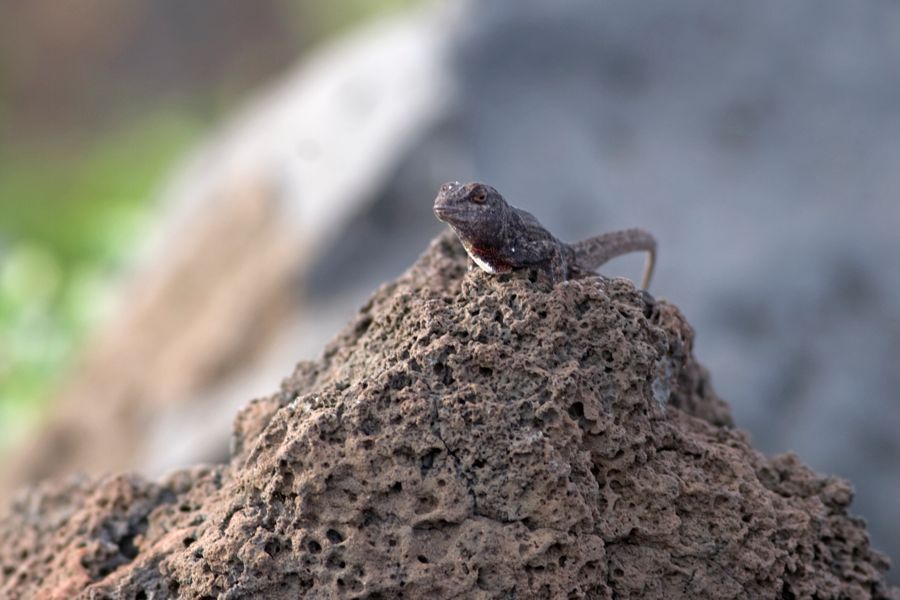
[433,181,508,244]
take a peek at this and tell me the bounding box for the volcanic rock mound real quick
[1,232,896,599]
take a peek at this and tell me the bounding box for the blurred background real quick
[1,0,898,579]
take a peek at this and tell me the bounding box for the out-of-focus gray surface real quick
[310,0,900,574]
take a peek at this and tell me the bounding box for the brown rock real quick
[1,232,896,599]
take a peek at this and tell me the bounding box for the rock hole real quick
[433,362,455,386]
[575,300,591,318]
[361,417,381,436]
[120,529,140,560]
[494,311,504,324]
[326,529,344,544]
[308,540,322,554]
[420,448,441,476]
[568,402,584,419]
[354,316,373,336]
[579,348,594,364]
[388,372,410,390]
[417,555,429,564]
[415,495,438,514]
[478,366,493,377]
[391,481,403,493]
[134,592,147,600]
[362,510,381,528]
[781,582,796,600]
[326,553,347,570]
[182,536,195,548]
[264,539,282,557]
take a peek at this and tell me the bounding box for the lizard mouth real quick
[433,203,461,222]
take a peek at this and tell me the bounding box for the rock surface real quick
[1,233,896,599]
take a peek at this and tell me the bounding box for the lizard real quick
[433,181,657,288]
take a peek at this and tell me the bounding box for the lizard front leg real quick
[549,250,568,284]
[542,241,577,284]
[509,235,572,284]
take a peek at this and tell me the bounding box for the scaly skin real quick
[433,181,656,288]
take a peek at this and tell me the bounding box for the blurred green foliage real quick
[0,111,206,446]
[0,0,426,451]
[297,0,423,40]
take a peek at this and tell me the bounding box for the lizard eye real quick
[471,189,487,204]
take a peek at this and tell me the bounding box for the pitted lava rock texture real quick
[1,232,896,599]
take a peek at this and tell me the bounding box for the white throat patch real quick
[461,241,496,274]
[469,251,496,274]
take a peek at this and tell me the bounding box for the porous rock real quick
[0,232,896,599]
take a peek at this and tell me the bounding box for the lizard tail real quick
[571,228,657,289]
